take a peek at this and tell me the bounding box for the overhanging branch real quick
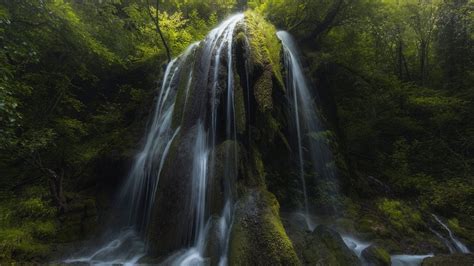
[146,0,171,64]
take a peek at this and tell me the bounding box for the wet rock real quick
[229,189,300,265]
[361,245,390,266]
[280,212,313,260]
[209,140,239,215]
[302,225,360,266]
[421,254,474,266]
[146,126,200,257]
[204,215,222,264]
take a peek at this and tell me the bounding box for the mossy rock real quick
[254,66,274,112]
[244,11,283,87]
[210,140,240,215]
[421,254,474,266]
[302,225,360,266]
[376,198,424,236]
[238,145,266,189]
[146,126,198,256]
[447,217,474,248]
[361,245,390,266]
[242,10,285,118]
[172,43,201,129]
[0,227,51,263]
[203,215,222,264]
[229,188,299,265]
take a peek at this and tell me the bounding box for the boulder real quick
[361,245,390,266]
[422,254,474,266]
[228,189,300,265]
[302,225,360,266]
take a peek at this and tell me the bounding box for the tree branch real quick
[303,0,345,42]
[146,0,171,64]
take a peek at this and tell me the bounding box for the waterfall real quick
[167,122,210,265]
[66,14,343,266]
[433,214,470,253]
[277,31,337,230]
[342,236,370,258]
[430,227,456,254]
[208,14,243,266]
[64,39,198,266]
[161,13,244,265]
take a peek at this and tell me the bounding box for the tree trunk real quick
[397,38,403,79]
[147,0,171,64]
[46,168,67,215]
[302,0,344,42]
[420,39,427,85]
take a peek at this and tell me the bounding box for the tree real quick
[405,0,441,85]
[146,0,171,63]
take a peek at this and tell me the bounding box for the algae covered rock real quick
[361,245,390,266]
[421,254,474,266]
[208,140,240,214]
[229,188,300,265]
[302,225,360,266]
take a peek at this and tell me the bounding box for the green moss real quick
[0,227,50,262]
[0,196,58,263]
[229,189,299,265]
[303,225,360,265]
[15,197,56,219]
[361,245,390,266]
[254,69,274,112]
[446,218,474,245]
[244,11,283,86]
[376,247,391,264]
[24,221,57,240]
[242,11,285,116]
[357,215,390,238]
[253,149,265,182]
[377,198,423,235]
[234,72,247,134]
[447,218,461,231]
[373,246,391,265]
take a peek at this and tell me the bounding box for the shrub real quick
[377,198,423,235]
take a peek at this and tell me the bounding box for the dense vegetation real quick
[0,0,472,263]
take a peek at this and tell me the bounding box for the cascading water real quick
[64,41,198,265]
[384,214,471,266]
[391,254,434,266]
[159,14,244,265]
[277,31,337,231]
[166,122,210,265]
[65,13,349,266]
[341,236,370,258]
[430,227,456,254]
[433,214,470,253]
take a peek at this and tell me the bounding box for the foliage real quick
[377,198,423,235]
[0,0,242,262]
[0,188,57,262]
[0,0,473,262]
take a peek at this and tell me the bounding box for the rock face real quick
[361,245,390,266]
[147,125,203,255]
[139,10,351,265]
[143,11,302,264]
[422,254,474,266]
[302,225,361,266]
[229,189,300,265]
